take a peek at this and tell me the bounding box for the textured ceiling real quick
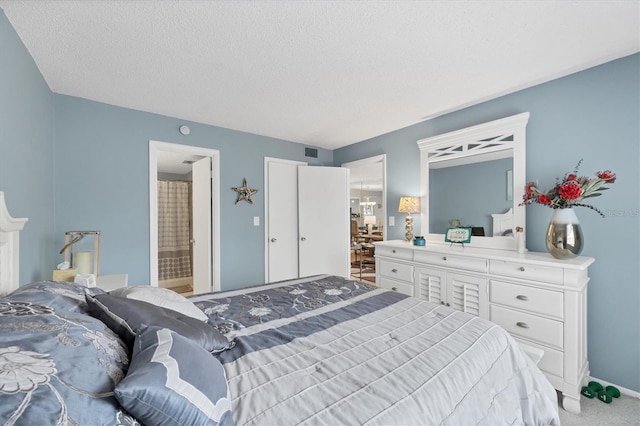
[1,1,638,149]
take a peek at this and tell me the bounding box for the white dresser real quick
[375,240,594,414]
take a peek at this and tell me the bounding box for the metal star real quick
[231,178,258,204]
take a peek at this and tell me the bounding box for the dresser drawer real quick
[491,305,563,349]
[376,245,413,261]
[491,280,564,319]
[379,260,413,282]
[413,251,486,273]
[489,260,563,285]
[379,277,414,297]
[514,337,564,378]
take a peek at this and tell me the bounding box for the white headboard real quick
[0,192,28,296]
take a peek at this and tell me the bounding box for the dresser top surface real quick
[375,240,595,269]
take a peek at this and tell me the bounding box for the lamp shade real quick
[398,196,420,214]
[363,215,376,225]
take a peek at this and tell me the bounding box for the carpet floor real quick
[558,391,640,425]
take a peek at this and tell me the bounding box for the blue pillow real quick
[85,293,232,353]
[114,327,234,426]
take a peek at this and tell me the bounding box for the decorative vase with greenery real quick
[520,160,616,259]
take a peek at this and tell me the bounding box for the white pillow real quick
[109,285,208,322]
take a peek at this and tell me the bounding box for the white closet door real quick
[298,166,349,278]
[267,161,301,282]
[192,157,212,294]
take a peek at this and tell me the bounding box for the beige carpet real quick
[558,391,640,425]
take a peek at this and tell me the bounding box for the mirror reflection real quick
[430,157,513,237]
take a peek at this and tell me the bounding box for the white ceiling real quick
[1,1,638,150]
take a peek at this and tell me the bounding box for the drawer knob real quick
[391,287,397,291]
[519,266,526,272]
[442,256,447,261]
[392,249,396,253]
[391,268,398,273]
[516,322,529,329]
[516,295,529,301]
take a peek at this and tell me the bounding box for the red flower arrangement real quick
[521,159,616,217]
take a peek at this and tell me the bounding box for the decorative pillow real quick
[85,294,232,353]
[6,280,105,314]
[114,327,234,426]
[0,282,135,425]
[109,285,208,322]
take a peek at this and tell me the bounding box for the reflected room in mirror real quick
[429,157,513,236]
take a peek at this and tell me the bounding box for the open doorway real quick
[342,155,386,284]
[149,141,220,294]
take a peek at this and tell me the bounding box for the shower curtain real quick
[158,180,192,282]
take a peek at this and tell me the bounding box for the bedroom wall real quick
[52,95,332,289]
[334,53,640,392]
[0,10,55,284]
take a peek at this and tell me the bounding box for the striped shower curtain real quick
[157,180,192,281]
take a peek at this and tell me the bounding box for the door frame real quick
[263,157,307,282]
[342,154,387,240]
[149,140,221,291]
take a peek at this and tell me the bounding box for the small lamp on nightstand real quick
[56,231,100,283]
[398,196,421,242]
[59,230,101,276]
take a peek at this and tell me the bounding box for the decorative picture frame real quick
[445,227,472,244]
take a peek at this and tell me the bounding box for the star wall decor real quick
[231,178,258,204]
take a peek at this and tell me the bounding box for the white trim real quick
[263,157,307,282]
[417,113,529,251]
[341,154,387,241]
[0,192,28,296]
[149,141,221,291]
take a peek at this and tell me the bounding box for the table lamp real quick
[398,196,420,242]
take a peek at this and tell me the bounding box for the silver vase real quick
[546,208,583,259]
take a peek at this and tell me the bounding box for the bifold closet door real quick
[267,161,301,282]
[298,166,349,278]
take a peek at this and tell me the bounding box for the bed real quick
[0,275,560,425]
[0,193,559,425]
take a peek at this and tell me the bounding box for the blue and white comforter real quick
[191,275,560,425]
[0,281,138,425]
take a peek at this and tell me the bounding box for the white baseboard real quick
[588,376,640,399]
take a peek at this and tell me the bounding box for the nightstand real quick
[96,274,128,291]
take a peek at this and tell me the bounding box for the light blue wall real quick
[0,10,55,284]
[53,95,332,290]
[334,53,640,392]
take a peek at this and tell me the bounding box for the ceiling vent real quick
[304,147,318,158]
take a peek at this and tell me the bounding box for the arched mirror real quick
[417,113,529,251]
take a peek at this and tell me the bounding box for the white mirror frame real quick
[417,112,529,251]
